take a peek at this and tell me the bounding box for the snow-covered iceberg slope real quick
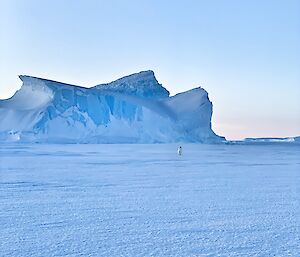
[0,70,224,143]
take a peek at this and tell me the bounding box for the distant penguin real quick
[177,146,182,156]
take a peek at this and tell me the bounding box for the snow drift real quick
[0,70,224,143]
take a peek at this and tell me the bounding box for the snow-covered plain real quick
[0,143,300,256]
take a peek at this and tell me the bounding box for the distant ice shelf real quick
[243,137,300,143]
[225,136,300,145]
[0,70,225,143]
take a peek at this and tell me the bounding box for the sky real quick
[0,0,299,140]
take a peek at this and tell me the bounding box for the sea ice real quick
[0,143,299,256]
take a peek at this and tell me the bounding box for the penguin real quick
[177,146,182,156]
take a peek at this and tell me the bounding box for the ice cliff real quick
[0,70,224,143]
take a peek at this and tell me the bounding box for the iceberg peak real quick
[95,70,170,99]
[102,70,156,85]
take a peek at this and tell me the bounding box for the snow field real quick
[0,143,299,256]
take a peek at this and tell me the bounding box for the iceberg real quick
[0,70,224,143]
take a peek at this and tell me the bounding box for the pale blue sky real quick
[1,0,299,139]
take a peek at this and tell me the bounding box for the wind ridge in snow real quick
[0,71,224,143]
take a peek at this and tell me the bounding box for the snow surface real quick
[1,143,299,256]
[0,71,223,143]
